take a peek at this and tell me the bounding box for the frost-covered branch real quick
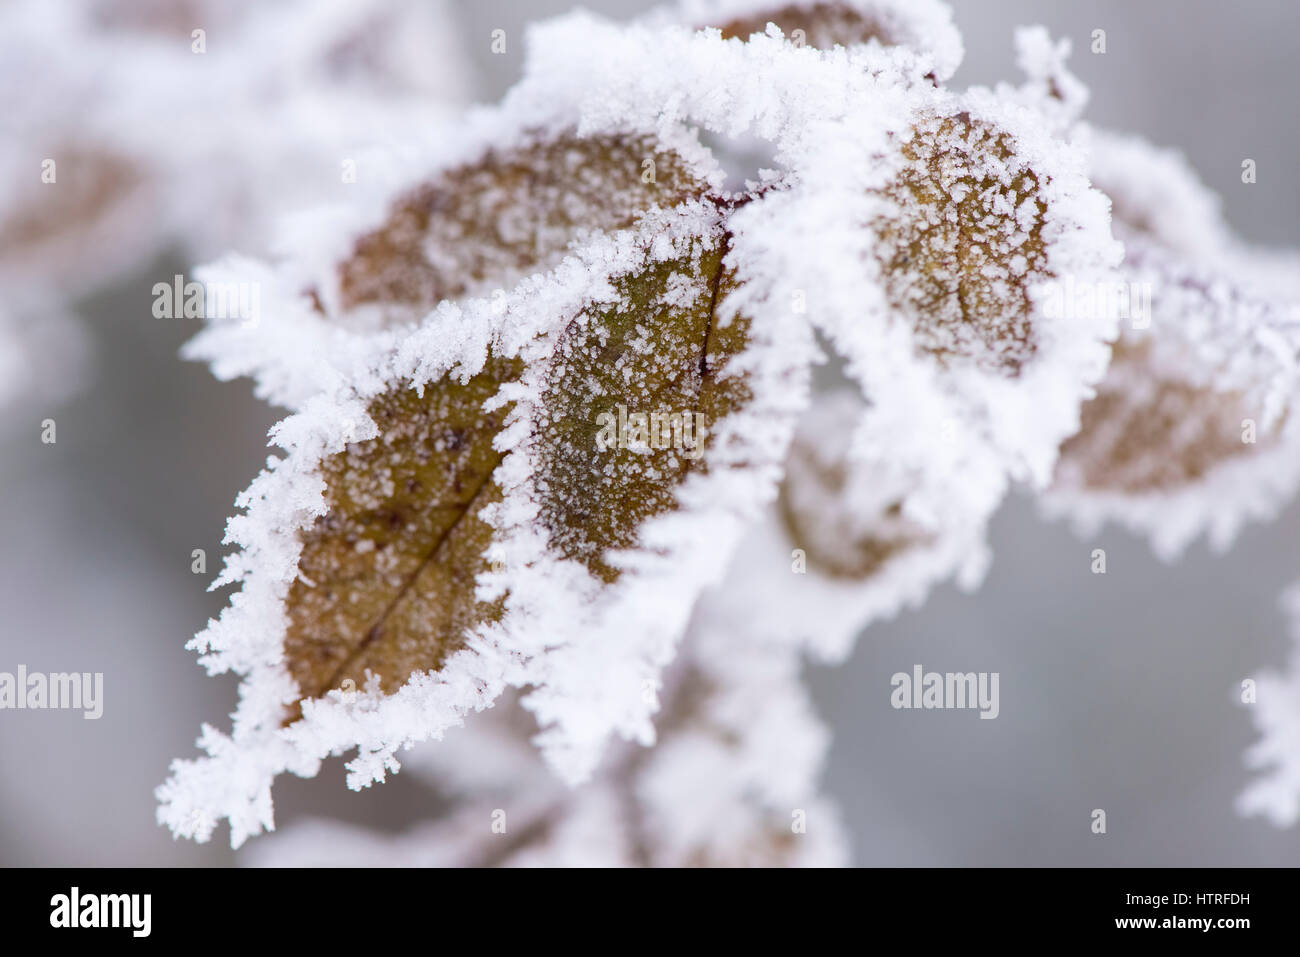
[140,0,1300,858]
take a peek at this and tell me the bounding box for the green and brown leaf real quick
[535,239,751,583]
[285,354,519,710]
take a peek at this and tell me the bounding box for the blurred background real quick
[1,0,1297,866]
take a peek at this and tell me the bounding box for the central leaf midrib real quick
[318,449,505,697]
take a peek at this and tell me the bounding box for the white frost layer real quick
[1239,584,1300,827]
[999,26,1089,130]
[522,11,945,158]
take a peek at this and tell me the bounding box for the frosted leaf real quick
[281,354,519,713]
[1049,333,1300,558]
[274,692,636,866]
[781,392,991,648]
[486,199,813,785]
[0,4,158,296]
[332,130,717,327]
[675,0,963,81]
[781,439,936,583]
[872,110,1051,377]
[0,150,141,262]
[1043,130,1300,559]
[735,98,1118,568]
[1085,129,1230,258]
[693,391,993,664]
[0,132,158,299]
[1063,342,1264,495]
[1238,584,1300,827]
[533,245,749,582]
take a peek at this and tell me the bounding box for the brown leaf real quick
[285,354,519,708]
[710,2,896,50]
[335,130,714,325]
[872,111,1049,376]
[1057,339,1272,494]
[534,233,750,583]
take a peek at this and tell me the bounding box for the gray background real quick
[1,0,1297,865]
